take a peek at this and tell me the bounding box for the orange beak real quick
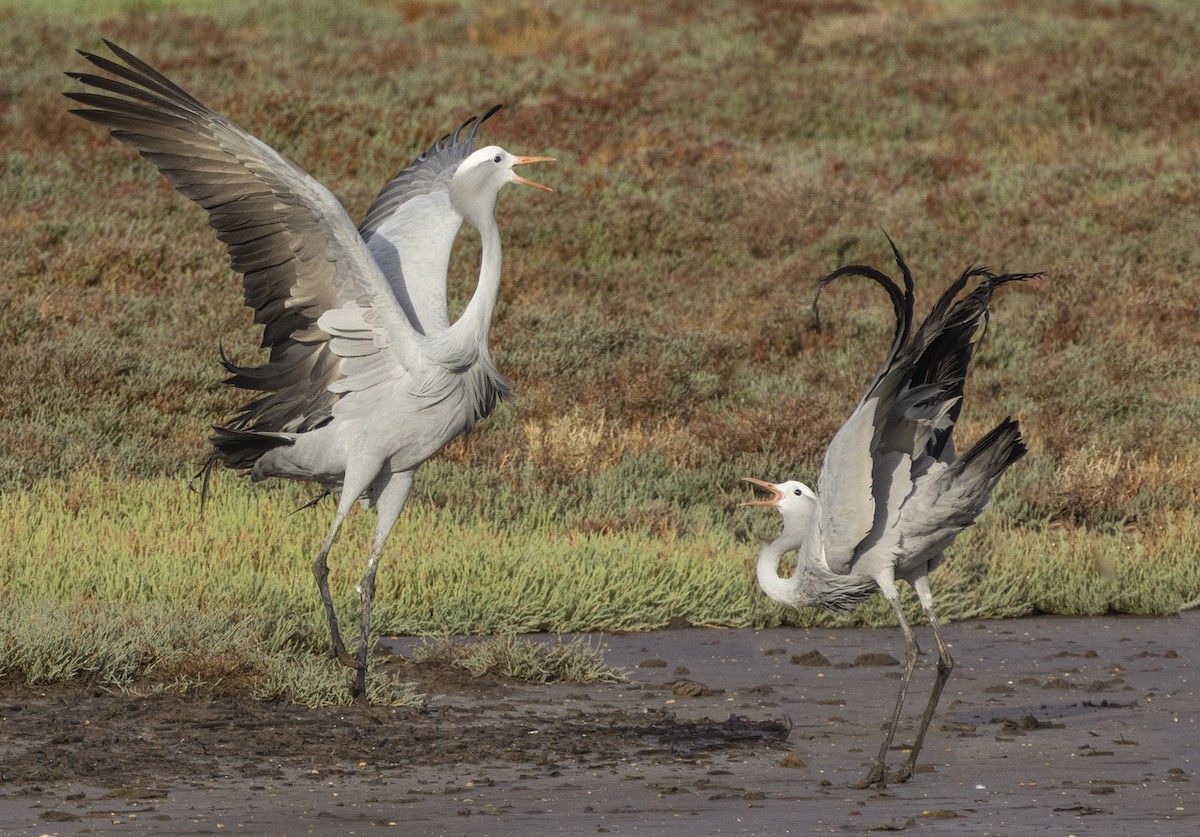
[740,477,783,507]
[512,155,555,192]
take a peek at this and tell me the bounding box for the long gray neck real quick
[434,214,502,370]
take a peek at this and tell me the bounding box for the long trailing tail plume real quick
[813,232,914,350]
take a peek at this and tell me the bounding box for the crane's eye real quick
[793,489,803,496]
[493,154,502,163]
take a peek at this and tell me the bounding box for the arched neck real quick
[756,540,798,606]
[439,215,502,368]
[755,499,819,607]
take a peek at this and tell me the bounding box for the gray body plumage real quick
[65,41,551,697]
[746,240,1034,788]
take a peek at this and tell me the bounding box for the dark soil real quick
[1,612,1196,835]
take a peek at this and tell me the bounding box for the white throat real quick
[755,495,819,607]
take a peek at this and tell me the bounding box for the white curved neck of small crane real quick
[755,499,819,606]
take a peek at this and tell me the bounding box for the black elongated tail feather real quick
[187,427,303,514]
[207,425,294,471]
[189,426,293,512]
[289,489,332,516]
[187,454,219,515]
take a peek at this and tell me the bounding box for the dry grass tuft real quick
[467,3,602,60]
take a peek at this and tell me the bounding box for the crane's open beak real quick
[512,155,555,192]
[740,477,783,507]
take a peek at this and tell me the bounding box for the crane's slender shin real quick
[312,513,352,666]
[892,580,955,783]
[854,593,920,790]
[353,472,414,700]
[314,468,379,670]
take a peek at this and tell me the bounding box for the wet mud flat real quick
[0,611,1195,835]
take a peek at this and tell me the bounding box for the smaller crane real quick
[744,240,1034,788]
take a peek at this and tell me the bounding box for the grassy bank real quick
[2,473,1196,701]
[2,0,1199,699]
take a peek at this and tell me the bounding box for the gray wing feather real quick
[814,396,880,575]
[65,41,426,435]
[897,418,1025,575]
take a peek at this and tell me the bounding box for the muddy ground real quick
[1,611,1195,836]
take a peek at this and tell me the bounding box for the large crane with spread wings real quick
[66,41,553,699]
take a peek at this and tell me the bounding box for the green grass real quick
[2,0,1199,699]
[3,472,1195,630]
[0,595,425,706]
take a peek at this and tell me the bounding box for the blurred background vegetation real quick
[1,0,1198,695]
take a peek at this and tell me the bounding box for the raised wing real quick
[814,242,1036,576]
[64,40,427,434]
[811,239,916,575]
[812,395,881,575]
[358,106,501,336]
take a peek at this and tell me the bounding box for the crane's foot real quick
[887,764,915,785]
[850,763,888,790]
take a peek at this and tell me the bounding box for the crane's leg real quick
[352,470,414,701]
[853,586,919,790]
[312,467,377,670]
[889,575,954,785]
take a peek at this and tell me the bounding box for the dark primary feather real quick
[907,269,1033,459]
[813,242,1038,575]
[951,417,1027,484]
[65,40,344,447]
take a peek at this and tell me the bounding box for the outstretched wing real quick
[814,241,1036,576]
[358,106,501,336]
[811,395,884,575]
[64,40,427,434]
[811,240,916,575]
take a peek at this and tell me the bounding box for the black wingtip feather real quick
[478,103,503,127]
[960,416,1027,474]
